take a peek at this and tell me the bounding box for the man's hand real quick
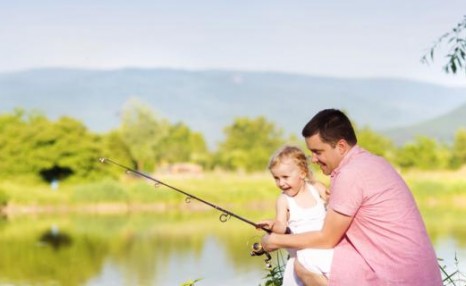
[261,233,279,252]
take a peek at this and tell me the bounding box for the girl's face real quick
[270,158,306,197]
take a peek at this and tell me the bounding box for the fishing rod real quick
[99,158,273,267]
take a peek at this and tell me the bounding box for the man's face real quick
[305,133,344,175]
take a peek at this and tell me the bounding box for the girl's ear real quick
[300,171,307,180]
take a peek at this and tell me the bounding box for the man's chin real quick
[320,166,330,175]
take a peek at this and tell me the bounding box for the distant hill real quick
[1,68,466,147]
[383,103,466,145]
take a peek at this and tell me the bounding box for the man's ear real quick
[336,139,350,155]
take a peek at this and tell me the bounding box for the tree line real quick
[1,99,465,183]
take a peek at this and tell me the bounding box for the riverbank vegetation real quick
[1,168,465,241]
[1,102,466,234]
[1,103,466,188]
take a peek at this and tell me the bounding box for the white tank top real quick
[286,184,327,234]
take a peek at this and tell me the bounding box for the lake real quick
[0,210,464,286]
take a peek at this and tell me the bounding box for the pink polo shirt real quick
[328,146,442,285]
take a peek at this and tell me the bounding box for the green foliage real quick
[181,278,203,286]
[157,123,210,166]
[0,102,211,183]
[356,126,395,159]
[0,109,108,182]
[260,263,284,286]
[452,129,466,168]
[119,98,170,171]
[117,98,211,171]
[259,250,287,286]
[422,15,466,74]
[71,179,129,203]
[0,109,35,175]
[439,255,466,286]
[2,103,466,183]
[0,188,8,206]
[394,136,452,170]
[216,116,285,171]
[100,130,133,173]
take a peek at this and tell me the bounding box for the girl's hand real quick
[315,181,330,204]
[322,188,330,204]
[256,219,274,231]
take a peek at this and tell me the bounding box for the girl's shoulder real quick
[277,193,289,203]
[309,181,330,203]
[310,181,326,192]
[276,193,289,209]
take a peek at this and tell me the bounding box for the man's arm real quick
[261,208,353,251]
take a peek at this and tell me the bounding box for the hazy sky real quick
[2,0,466,86]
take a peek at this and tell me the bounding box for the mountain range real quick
[1,68,466,148]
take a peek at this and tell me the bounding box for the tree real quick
[451,128,466,167]
[100,130,133,174]
[33,116,106,181]
[216,116,285,172]
[0,109,32,176]
[157,122,210,166]
[119,98,170,171]
[394,136,451,170]
[422,15,466,74]
[356,126,395,159]
[0,109,107,182]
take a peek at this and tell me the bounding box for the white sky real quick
[1,0,466,86]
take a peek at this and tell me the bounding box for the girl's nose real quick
[276,179,284,187]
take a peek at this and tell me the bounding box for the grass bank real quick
[1,168,465,224]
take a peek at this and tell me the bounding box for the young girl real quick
[258,145,334,286]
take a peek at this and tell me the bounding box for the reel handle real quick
[250,242,272,269]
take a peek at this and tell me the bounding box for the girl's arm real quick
[261,208,353,251]
[273,194,289,234]
[256,194,289,234]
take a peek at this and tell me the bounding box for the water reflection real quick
[38,226,73,250]
[0,211,464,286]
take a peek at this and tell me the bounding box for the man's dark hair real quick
[301,109,357,147]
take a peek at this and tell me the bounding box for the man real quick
[261,109,442,285]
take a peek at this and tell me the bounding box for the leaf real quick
[451,59,457,73]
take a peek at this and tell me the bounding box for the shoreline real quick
[0,200,274,218]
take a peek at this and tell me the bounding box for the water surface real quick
[0,211,464,286]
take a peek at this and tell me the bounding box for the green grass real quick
[0,172,278,214]
[1,169,465,228]
[2,169,464,251]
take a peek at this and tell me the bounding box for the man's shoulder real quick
[346,147,389,169]
[337,148,395,184]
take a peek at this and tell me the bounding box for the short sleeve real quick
[328,168,364,217]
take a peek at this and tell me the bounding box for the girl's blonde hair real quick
[268,145,314,183]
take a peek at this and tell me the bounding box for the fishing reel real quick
[250,242,272,269]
